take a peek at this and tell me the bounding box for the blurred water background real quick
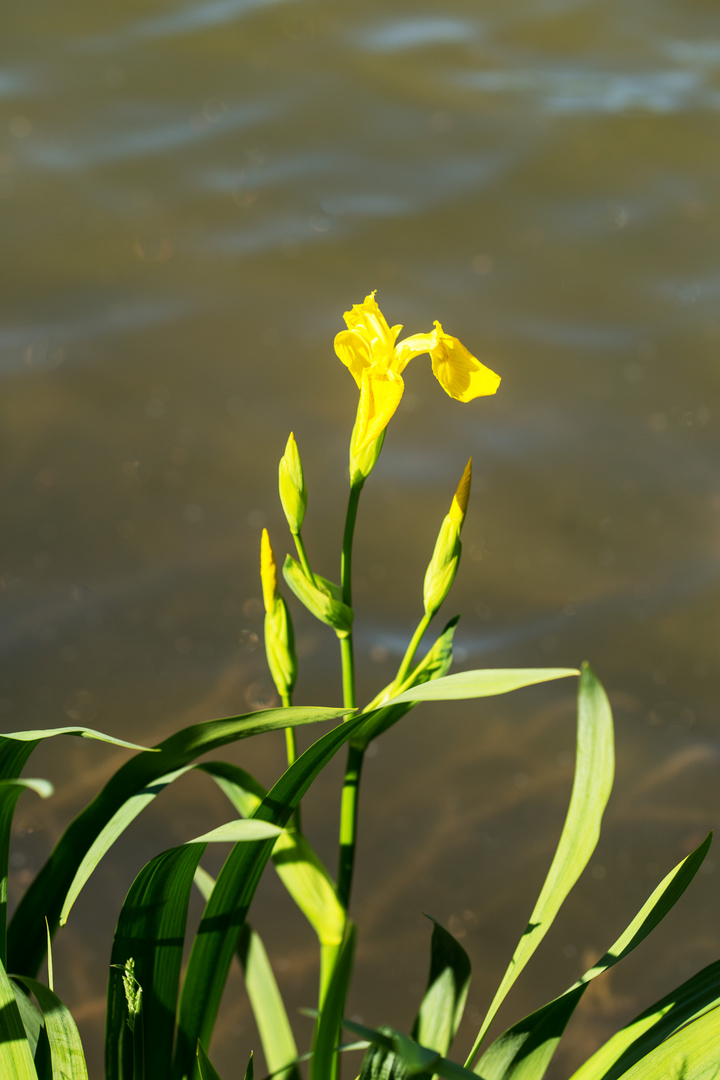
[3,0,720,1074]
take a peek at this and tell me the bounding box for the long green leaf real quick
[106,845,205,1080]
[11,978,45,1063]
[569,956,720,1080]
[200,762,345,947]
[13,977,88,1080]
[474,834,712,1080]
[0,780,53,967]
[311,921,356,1080]
[187,821,283,844]
[194,869,300,1080]
[173,711,367,1080]
[466,663,614,1066]
[0,727,155,751]
[389,669,578,706]
[8,706,348,978]
[60,764,195,926]
[612,1004,720,1079]
[0,953,38,1079]
[413,918,471,1058]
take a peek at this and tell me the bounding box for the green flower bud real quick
[349,420,385,488]
[278,432,307,535]
[423,459,471,618]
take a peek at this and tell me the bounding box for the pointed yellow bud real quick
[278,432,307,535]
[260,528,278,613]
[423,461,472,618]
[449,458,472,525]
[261,529,297,699]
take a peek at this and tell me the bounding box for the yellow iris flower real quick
[334,292,501,453]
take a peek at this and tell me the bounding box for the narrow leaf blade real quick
[467,663,613,1065]
[388,669,578,706]
[475,834,712,1080]
[13,977,88,1080]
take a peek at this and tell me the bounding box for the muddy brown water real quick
[3,0,720,1075]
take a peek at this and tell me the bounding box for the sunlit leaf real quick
[13,976,88,1080]
[389,668,578,706]
[9,705,348,978]
[474,833,711,1080]
[466,664,613,1066]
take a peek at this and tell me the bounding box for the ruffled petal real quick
[334,329,373,388]
[354,367,405,452]
[393,331,436,374]
[343,292,398,352]
[430,321,501,402]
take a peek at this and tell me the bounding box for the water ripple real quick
[456,66,718,114]
[354,17,479,53]
[25,101,277,171]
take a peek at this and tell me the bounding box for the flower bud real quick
[423,460,471,618]
[261,529,298,700]
[278,432,307,535]
[349,420,385,488]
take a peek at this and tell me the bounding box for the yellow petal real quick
[260,528,278,613]
[342,292,398,353]
[334,329,373,388]
[449,458,472,525]
[393,331,436,374]
[354,367,405,453]
[430,321,501,402]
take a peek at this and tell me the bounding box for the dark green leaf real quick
[466,664,613,1065]
[172,711,367,1080]
[412,917,471,1058]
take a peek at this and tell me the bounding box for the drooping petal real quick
[354,367,405,452]
[393,331,437,374]
[342,292,398,352]
[334,329,374,388]
[430,321,501,401]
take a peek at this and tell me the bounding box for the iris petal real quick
[430,321,501,402]
[354,368,405,452]
[334,329,373,388]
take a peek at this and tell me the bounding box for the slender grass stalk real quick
[337,481,363,908]
[294,532,316,588]
[281,692,301,832]
[393,611,432,689]
[337,743,364,909]
[339,482,362,713]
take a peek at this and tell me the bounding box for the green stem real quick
[394,611,433,689]
[337,743,364,909]
[293,530,316,587]
[281,692,302,832]
[337,482,364,904]
[339,482,362,710]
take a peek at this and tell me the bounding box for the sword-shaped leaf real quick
[194,869,299,1080]
[13,976,88,1080]
[466,664,613,1066]
[568,955,720,1080]
[474,833,712,1080]
[8,706,348,978]
[388,669,578,707]
[199,762,345,947]
[0,953,38,1079]
[172,711,367,1080]
[413,918,471,1058]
